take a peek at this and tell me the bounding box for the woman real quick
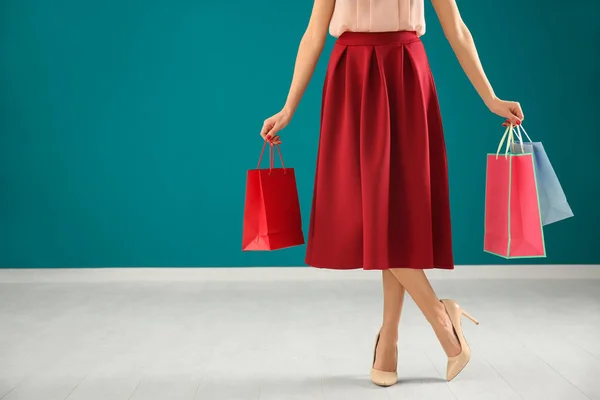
[260,0,524,387]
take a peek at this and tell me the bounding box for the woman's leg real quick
[374,270,405,372]
[388,269,461,357]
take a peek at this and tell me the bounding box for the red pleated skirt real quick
[305,31,454,270]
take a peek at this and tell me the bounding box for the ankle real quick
[379,325,399,342]
[428,301,452,330]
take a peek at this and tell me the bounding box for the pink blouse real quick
[329,0,426,38]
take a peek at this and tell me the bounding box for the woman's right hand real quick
[486,98,524,126]
[260,109,292,145]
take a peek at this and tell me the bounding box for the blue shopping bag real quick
[510,125,574,226]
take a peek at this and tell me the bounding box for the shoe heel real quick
[461,310,479,325]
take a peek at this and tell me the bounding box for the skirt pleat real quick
[305,31,454,270]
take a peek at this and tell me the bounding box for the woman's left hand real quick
[486,98,524,125]
[260,109,291,145]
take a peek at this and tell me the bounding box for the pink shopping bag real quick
[484,125,546,258]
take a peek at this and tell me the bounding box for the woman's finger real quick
[260,120,272,137]
[262,129,275,141]
[507,115,520,125]
[511,103,524,121]
[266,124,280,139]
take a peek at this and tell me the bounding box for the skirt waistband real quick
[337,31,420,46]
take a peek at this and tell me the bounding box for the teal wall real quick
[1,1,598,268]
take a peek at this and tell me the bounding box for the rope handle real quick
[500,122,533,154]
[495,124,516,159]
[514,124,532,145]
[256,141,287,174]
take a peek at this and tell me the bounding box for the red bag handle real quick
[256,141,287,174]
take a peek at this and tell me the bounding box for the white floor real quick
[1,268,600,400]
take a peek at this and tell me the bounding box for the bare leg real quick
[374,270,405,372]
[389,268,461,357]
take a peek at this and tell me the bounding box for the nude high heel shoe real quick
[370,333,398,387]
[440,299,479,382]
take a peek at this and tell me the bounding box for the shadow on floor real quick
[321,375,446,387]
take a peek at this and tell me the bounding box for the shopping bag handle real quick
[500,123,533,154]
[495,124,516,159]
[257,140,287,174]
[514,124,532,145]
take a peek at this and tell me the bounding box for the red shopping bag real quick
[242,142,304,251]
[484,125,546,258]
